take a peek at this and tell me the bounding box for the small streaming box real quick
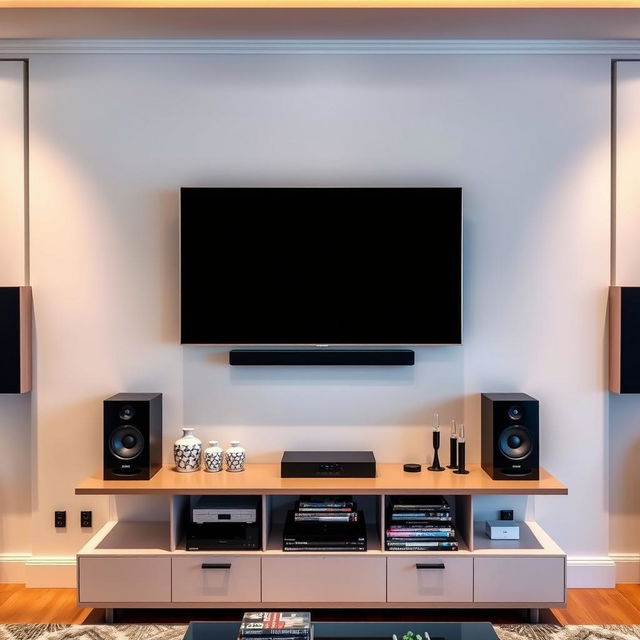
[281,451,377,478]
[485,520,520,540]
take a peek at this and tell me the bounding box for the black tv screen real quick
[180,187,462,345]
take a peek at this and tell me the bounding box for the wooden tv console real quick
[75,464,567,620]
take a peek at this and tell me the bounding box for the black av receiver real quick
[281,451,377,478]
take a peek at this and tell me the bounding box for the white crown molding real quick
[1,39,640,56]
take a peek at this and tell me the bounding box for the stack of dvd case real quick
[238,612,312,640]
[283,495,367,551]
[386,496,458,551]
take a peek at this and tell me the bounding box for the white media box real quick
[485,520,520,540]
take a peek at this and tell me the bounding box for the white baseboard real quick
[567,556,616,588]
[0,554,30,583]
[0,555,75,588]
[25,556,77,588]
[1,554,77,587]
[610,553,640,584]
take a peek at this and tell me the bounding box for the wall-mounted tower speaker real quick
[481,392,539,480]
[0,286,32,394]
[103,393,162,480]
[609,286,640,393]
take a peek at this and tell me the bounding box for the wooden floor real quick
[0,584,97,624]
[552,585,640,624]
[3,585,640,625]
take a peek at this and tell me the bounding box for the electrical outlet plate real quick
[80,511,92,528]
[54,511,66,528]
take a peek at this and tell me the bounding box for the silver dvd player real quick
[193,509,256,524]
[190,496,258,524]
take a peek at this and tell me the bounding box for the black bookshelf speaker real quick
[481,393,539,480]
[103,393,162,480]
[0,286,32,394]
[610,286,640,393]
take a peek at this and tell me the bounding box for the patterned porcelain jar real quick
[174,427,202,472]
[204,440,224,473]
[225,440,246,472]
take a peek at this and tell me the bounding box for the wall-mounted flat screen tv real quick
[180,187,462,346]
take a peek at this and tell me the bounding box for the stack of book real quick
[386,496,458,551]
[238,612,312,640]
[283,495,367,551]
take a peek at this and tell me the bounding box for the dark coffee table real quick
[183,621,498,640]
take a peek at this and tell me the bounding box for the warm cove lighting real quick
[3,0,640,6]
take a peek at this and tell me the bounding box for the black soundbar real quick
[229,349,415,366]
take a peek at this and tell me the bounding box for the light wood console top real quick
[75,463,567,495]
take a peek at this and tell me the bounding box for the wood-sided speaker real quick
[481,392,539,480]
[103,393,162,480]
[0,286,31,394]
[610,286,640,393]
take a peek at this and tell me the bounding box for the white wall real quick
[609,60,640,582]
[0,60,31,583]
[18,52,611,586]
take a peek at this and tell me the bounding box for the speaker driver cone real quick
[109,425,145,460]
[498,425,532,460]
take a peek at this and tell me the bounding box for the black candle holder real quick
[428,428,445,472]
[453,423,469,475]
[447,419,458,469]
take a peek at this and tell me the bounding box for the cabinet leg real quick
[528,608,540,624]
[104,608,115,624]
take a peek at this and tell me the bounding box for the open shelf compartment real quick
[472,520,565,556]
[265,494,381,553]
[383,494,473,553]
[79,520,171,556]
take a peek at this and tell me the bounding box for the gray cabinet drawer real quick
[387,556,473,603]
[262,556,386,603]
[474,557,565,603]
[172,556,261,603]
[79,557,171,603]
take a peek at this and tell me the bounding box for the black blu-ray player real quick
[281,451,376,478]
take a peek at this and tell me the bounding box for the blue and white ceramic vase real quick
[225,440,246,472]
[204,440,224,473]
[174,427,202,472]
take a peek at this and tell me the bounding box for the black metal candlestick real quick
[453,423,469,475]
[428,412,445,472]
[447,419,458,469]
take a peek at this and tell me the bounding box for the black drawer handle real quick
[201,563,232,569]
[416,563,445,570]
